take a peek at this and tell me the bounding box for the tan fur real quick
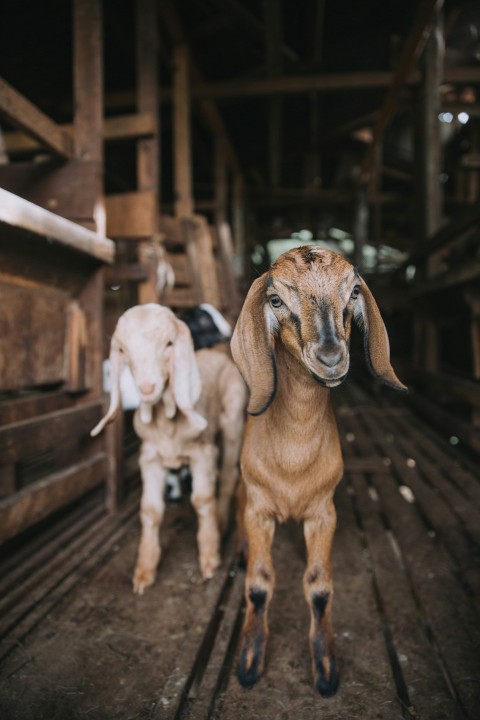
[91,304,247,593]
[231,246,405,693]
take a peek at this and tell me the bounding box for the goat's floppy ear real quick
[355,278,407,391]
[231,276,277,415]
[90,340,124,436]
[169,319,208,433]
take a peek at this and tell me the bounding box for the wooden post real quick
[263,0,282,187]
[414,7,444,373]
[305,0,324,188]
[233,173,246,279]
[136,0,161,306]
[173,44,194,217]
[353,185,369,269]
[73,0,104,235]
[370,141,382,251]
[214,135,228,226]
[415,9,444,245]
[136,0,160,200]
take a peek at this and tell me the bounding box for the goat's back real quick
[195,349,247,437]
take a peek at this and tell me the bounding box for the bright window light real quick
[438,112,454,123]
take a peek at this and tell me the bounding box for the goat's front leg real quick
[189,446,221,580]
[303,500,339,696]
[133,443,167,594]
[237,503,275,689]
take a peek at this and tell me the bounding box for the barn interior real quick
[0,1,479,718]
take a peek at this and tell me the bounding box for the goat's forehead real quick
[115,307,177,342]
[268,247,354,294]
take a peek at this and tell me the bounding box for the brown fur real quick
[231,247,405,694]
[91,304,247,593]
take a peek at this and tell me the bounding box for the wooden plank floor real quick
[0,382,479,720]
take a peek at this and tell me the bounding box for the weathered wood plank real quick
[0,490,139,664]
[216,222,242,315]
[0,188,114,263]
[159,215,185,246]
[0,282,67,391]
[347,470,460,720]
[4,113,156,154]
[0,77,73,159]
[183,216,222,307]
[366,411,480,609]
[105,191,157,238]
[356,412,480,715]
[0,160,100,221]
[397,412,480,505]
[188,565,245,720]
[0,391,73,427]
[0,453,107,543]
[0,402,104,465]
[104,263,148,285]
[173,43,194,217]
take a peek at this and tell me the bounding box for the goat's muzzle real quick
[304,341,349,387]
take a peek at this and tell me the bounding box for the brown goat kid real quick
[231,246,406,695]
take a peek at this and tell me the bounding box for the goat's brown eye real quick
[351,285,361,300]
[269,294,283,308]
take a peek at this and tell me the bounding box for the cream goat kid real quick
[91,304,247,593]
[231,247,406,695]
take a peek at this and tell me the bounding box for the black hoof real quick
[237,647,262,689]
[315,657,339,697]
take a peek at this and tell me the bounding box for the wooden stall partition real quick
[0,0,124,538]
[398,203,480,452]
[0,190,115,542]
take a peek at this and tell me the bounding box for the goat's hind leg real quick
[303,508,339,696]
[133,444,167,594]
[237,507,275,689]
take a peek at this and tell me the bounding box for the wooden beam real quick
[192,71,407,99]
[410,258,480,296]
[73,0,104,234]
[400,201,480,268]
[65,64,480,113]
[264,0,283,187]
[360,0,444,181]
[208,0,298,63]
[251,187,404,206]
[179,64,480,100]
[136,0,161,305]
[173,43,194,217]
[105,191,157,237]
[0,188,114,263]
[4,113,156,154]
[0,76,74,159]
[415,7,444,243]
[104,263,148,284]
[182,216,222,307]
[232,173,246,277]
[136,0,160,197]
[214,136,228,225]
[159,0,242,176]
[0,454,107,543]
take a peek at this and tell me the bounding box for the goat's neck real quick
[272,343,331,422]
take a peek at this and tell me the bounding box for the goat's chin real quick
[310,372,347,388]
